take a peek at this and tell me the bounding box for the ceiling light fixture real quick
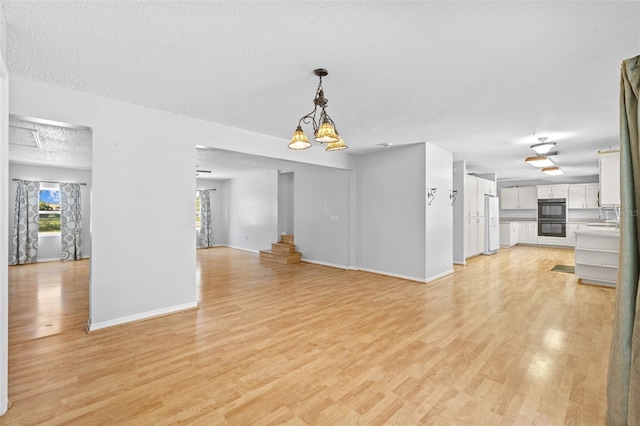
[542,166,564,176]
[531,137,556,155]
[525,156,554,167]
[288,68,347,152]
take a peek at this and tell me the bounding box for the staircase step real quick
[280,235,294,245]
[272,242,296,255]
[259,250,301,264]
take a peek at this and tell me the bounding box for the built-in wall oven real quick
[538,198,567,237]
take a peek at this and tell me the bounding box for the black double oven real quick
[538,198,567,237]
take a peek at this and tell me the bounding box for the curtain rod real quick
[12,178,87,186]
[199,188,217,191]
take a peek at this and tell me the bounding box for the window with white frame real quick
[39,183,61,234]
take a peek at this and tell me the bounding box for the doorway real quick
[278,171,294,237]
[7,114,92,339]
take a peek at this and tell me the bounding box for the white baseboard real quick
[223,245,259,254]
[197,244,226,249]
[426,269,455,283]
[87,301,198,332]
[453,261,466,266]
[356,267,426,283]
[32,256,91,263]
[301,257,349,270]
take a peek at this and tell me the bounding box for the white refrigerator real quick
[483,195,500,255]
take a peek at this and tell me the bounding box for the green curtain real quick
[607,55,640,426]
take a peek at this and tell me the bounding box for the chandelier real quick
[288,68,347,152]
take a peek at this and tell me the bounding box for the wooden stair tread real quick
[259,250,301,264]
[260,235,300,264]
[272,242,297,255]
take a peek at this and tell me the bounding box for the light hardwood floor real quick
[2,246,615,425]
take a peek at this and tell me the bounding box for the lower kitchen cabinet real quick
[538,236,567,246]
[517,222,538,244]
[499,222,518,247]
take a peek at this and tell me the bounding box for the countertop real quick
[500,218,617,225]
[575,227,620,236]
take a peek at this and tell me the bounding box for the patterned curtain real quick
[198,190,214,248]
[11,179,40,265]
[59,183,83,261]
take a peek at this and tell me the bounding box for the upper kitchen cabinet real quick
[537,185,568,200]
[599,150,620,206]
[465,175,496,217]
[568,184,599,209]
[477,178,495,197]
[500,187,537,209]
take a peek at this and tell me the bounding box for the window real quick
[39,185,61,234]
[195,192,201,230]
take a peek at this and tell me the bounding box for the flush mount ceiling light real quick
[525,156,554,167]
[542,166,564,176]
[288,68,347,152]
[531,137,556,155]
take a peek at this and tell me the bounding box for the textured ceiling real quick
[196,147,301,180]
[3,1,639,181]
[9,115,92,169]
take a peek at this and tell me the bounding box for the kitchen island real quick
[574,227,620,287]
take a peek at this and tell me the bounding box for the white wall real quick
[196,178,225,246]
[226,170,278,252]
[7,78,357,331]
[425,143,454,281]
[452,160,466,264]
[9,78,197,330]
[356,144,426,281]
[8,164,92,262]
[277,172,294,236]
[0,6,8,412]
[294,165,350,268]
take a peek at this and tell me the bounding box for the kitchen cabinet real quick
[478,178,495,197]
[528,222,538,245]
[538,236,567,246]
[465,216,485,258]
[464,175,495,258]
[499,222,518,247]
[465,175,495,217]
[500,187,537,209]
[575,228,619,287]
[599,150,620,206]
[517,222,538,244]
[465,176,478,218]
[568,184,599,209]
[537,185,568,200]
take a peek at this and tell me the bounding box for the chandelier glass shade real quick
[288,126,312,150]
[525,156,554,167]
[326,132,347,151]
[288,68,347,151]
[531,137,556,155]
